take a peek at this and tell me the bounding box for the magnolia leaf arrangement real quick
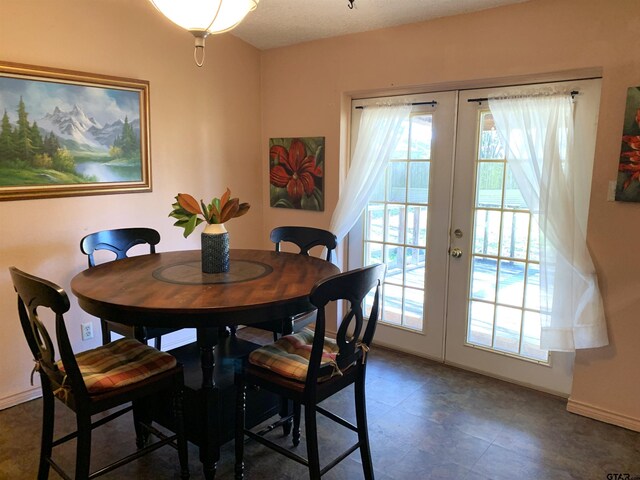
[169,188,250,238]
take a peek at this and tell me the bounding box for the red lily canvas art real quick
[616,86,640,202]
[269,137,324,210]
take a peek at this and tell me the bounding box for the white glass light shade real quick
[150,0,259,35]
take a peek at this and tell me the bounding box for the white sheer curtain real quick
[488,93,608,351]
[329,104,412,242]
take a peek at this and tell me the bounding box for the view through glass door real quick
[349,92,457,362]
[349,79,601,395]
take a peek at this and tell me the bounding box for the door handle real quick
[450,247,463,258]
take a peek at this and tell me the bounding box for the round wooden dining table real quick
[70,248,340,479]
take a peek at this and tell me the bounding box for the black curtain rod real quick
[467,90,579,104]
[355,101,437,110]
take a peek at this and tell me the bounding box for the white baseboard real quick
[0,386,41,411]
[567,398,640,432]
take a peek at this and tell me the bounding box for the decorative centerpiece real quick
[169,188,250,273]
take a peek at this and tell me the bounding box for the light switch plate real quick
[607,180,617,202]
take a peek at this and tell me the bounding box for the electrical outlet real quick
[81,322,94,341]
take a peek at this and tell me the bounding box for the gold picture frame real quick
[0,61,151,201]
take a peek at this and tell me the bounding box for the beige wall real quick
[259,0,640,428]
[0,0,263,405]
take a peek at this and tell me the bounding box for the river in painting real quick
[74,159,142,183]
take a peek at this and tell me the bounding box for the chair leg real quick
[132,398,151,449]
[174,382,190,480]
[292,402,301,447]
[234,379,246,480]
[100,319,111,345]
[304,405,321,480]
[355,372,374,480]
[75,411,92,479]
[154,336,162,350]
[38,388,55,480]
[280,398,292,436]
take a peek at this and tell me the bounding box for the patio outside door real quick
[349,79,601,395]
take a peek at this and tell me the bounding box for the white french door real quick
[349,79,601,395]
[349,91,457,361]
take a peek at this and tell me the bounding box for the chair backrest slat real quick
[270,226,337,262]
[10,267,88,399]
[80,228,160,267]
[305,263,385,387]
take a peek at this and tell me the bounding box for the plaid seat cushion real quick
[248,328,339,382]
[58,338,177,394]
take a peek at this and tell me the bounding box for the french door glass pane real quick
[525,263,540,310]
[468,300,494,347]
[408,162,430,203]
[522,311,547,361]
[504,167,527,209]
[404,247,425,289]
[388,162,407,203]
[466,111,548,363]
[476,161,504,208]
[390,120,411,160]
[473,209,501,256]
[385,205,405,243]
[364,241,383,266]
[363,113,432,331]
[365,204,384,242]
[500,212,530,260]
[385,245,404,285]
[404,287,424,329]
[406,206,427,246]
[382,283,403,325]
[497,260,525,308]
[479,113,505,160]
[370,175,385,202]
[410,115,432,159]
[495,305,522,353]
[471,257,497,302]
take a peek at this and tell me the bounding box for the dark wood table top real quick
[70,249,340,328]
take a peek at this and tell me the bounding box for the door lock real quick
[450,247,463,258]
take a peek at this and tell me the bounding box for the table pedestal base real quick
[155,336,281,479]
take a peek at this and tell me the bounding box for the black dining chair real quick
[245,226,338,340]
[80,227,181,349]
[9,267,189,480]
[235,263,385,480]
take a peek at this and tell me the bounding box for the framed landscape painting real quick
[0,61,151,201]
[269,137,324,211]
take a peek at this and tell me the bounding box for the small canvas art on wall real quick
[615,86,640,202]
[269,137,324,211]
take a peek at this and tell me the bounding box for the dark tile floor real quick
[1,328,639,479]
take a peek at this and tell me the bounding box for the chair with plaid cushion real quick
[245,226,338,340]
[235,263,385,480]
[80,227,181,349]
[9,267,189,480]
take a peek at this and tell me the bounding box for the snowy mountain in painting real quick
[38,105,139,152]
[87,118,140,149]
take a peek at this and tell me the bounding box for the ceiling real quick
[232,0,530,50]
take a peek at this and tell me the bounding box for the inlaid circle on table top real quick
[153,259,273,285]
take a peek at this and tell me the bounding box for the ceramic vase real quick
[201,223,229,273]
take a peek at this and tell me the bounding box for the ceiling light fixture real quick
[149,0,259,67]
